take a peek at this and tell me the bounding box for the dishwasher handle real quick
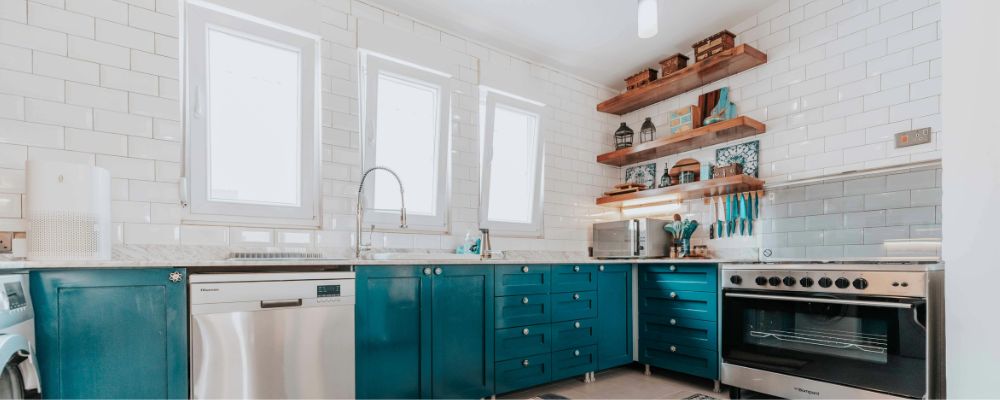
[260,299,303,309]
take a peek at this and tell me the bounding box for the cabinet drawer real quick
[495,353,551,394]
[639,264,717,292]
[638,289,716,321]
[550,264,597,293]
[638,340,718,380]
[551,345,597,382]
[551,291,597,323]
[496,265,550,296]
[495,324,551,361]
[551,318,597,351]
[638,315,717,351]
[495,294,550,328]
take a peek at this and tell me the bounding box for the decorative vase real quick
[639,117,656,143]
[614,122,634,150]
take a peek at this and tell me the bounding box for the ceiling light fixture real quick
[637,0,658,39]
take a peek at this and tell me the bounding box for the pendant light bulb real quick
[638,0,658,39]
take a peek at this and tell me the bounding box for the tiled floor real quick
[499,364,728,399]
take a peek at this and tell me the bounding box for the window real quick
[480,89,544,235]
[361,53,450,230]
[183,0,321,225]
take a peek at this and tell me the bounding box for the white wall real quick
[620,0,942,184]
[942,1,1000,397]
[0,0,620,252]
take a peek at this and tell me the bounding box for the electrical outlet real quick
[0,232,11,253]
[895,127,932,148]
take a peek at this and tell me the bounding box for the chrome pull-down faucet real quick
[356,166,407,258]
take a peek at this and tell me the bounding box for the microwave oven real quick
[592,218,671,258]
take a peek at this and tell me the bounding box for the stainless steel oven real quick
[720,263,944,399]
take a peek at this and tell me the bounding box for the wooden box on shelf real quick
[693,30,736,62]
[625,68,658,90]
[712,163,743,178]
[658,53,689,77]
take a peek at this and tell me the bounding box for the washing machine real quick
[0,274,39,398]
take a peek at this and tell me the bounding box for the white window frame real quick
[182,0,321,227]
[360,52,451,232]
[479,88,545,237]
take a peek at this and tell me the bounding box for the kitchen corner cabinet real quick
[356,265,494,399]
[30,268,189,399]
[637,263,720,381]
[596,264,633,370]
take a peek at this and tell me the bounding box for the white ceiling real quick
[369,0,778,89]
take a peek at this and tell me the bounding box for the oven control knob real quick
[835,277,850,289]
[768,277,781,286]
[755,276,767,286]
[818,277,833,288]
[783,276,796,286]
[853,278,869,290]
[800,277,814,287]
[730,275,742,285]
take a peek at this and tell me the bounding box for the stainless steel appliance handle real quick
[724,292,913,309]
[631,219,640,256]
[260,299,304,309]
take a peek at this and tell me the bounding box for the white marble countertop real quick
[0,257,755,270]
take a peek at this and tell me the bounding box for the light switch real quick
[895,127,932,148]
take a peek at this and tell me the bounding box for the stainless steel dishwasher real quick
[189,271,355,399]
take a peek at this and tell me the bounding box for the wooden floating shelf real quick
[597,116,765,167]
[596,175,764,208]
[597,45,767,115]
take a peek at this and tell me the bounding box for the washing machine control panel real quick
[2,282,26,311]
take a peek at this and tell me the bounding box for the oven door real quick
[722,290,927,398]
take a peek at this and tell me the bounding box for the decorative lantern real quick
[614,122,634,150]
[640,117,656,143]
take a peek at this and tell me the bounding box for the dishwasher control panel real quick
[317,284,341,297]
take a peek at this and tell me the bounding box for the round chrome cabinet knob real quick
[800,277,814,287]
[818,277,833,288]
[729,275,742,285]
[835,277,850,289]
[853,278,869,290]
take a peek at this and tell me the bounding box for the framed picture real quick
[715,140,759,177]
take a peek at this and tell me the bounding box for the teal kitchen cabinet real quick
[356,265,493,399]
[637,263,719,382]
[430,266,494,399]
[30,268,188,399]
[355,266,431,399]
[595,264,633,370]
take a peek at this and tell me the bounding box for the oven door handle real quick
[724,292,913,309]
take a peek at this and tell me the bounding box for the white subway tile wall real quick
[0,0,620,251]
[610,0,941,258]
[760,168,941,258]
[620,0,941,185]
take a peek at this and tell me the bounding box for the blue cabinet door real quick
[495,294,550,328]
[495,264,550,296]
[30,268,188,399]
[596,264,633,370]
[639,263,718,292]
[356,266,432,399]
[431,265,494,399]
[550,265,597,293]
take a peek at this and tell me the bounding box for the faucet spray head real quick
[400,208,408,229]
